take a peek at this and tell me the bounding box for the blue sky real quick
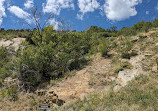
[0,0,158,31]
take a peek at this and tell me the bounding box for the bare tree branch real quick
[42,13,55,30]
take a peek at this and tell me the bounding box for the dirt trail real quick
[49,54,111,102]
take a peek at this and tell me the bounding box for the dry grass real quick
[0,92,40,111]
[53,73,158,111]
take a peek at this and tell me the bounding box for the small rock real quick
[132,37,139,42]
[108,50,117,55]
[152,66,157,72]
[109,76,116,81]
[3,77,19,87]
[121,59,129,63]
[145,54,153,56]
[144,51,154,56]
[113,85,121,92]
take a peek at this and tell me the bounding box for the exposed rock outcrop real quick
[115,55,145,91]
[0,38,25,51]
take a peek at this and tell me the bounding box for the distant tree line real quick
[118,19,158,36]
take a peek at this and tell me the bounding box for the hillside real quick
[53,30,158,111]
[0,21,158,111]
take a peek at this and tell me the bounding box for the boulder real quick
[117,69,139,87]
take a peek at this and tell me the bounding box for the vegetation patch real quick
[114,62,132,73]
[1,85,18,101]
[121,50,138,59]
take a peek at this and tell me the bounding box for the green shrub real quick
[100,38,110,57]
[0,47,9,67]
[1,89,8,98]
[153,19,158,28]
[0,79,3,87]
[0,67,10,80]
[0,47,11,82]
[18,44,56,87]
[121,52,131,59]
[118,27,137,36]
[29,96,37,107]
[101,46,109,57]
[118,37,134,59]
[120,62,132,69]
[130,50,138,57]
[115,62,132,73]
[114,67,124,73]
[7,85,18,101]
[121,51,138,59]
[1,85,18,101]
[18,27,92,88]
[142,22,152,32]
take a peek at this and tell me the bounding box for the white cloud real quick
[43,0,74,15]
[77,0,100,20]
[24,0,34,9]
[8,6,31,23]
[49,18,61,30]
[156,2,158,11]
[77,13,84,20]
[146,11,149,15]
[0,0,6,25]
[104,0,142,21]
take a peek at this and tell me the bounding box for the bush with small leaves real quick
[100,38,110,57]
[121,51,138,59]
[1,85,18,101]
[115,62,132,73]
[0,47,9,67]
[17,26,92,89]
[0,79,3,87]
[7,85,18,101]
[121,52,131,59]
